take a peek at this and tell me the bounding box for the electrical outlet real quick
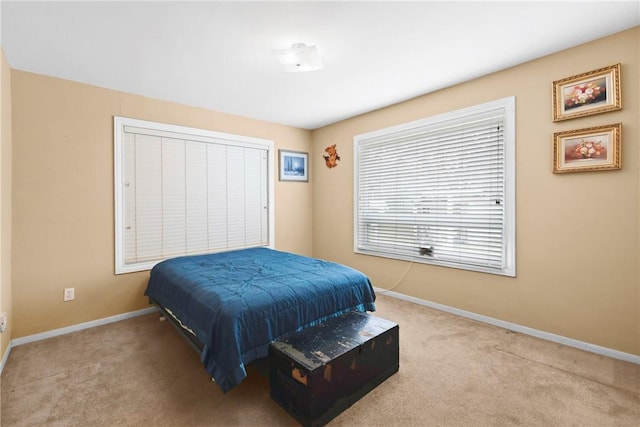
[0,313,7,333]
[64,288,75,302]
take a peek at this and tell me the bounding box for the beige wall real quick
[11,72,313,338]
[312,28,640,355]
[1,48,13,357]
[7,28,639,356]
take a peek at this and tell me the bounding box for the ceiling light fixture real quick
[272,43,323,73]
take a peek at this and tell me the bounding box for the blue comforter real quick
[144,247,376,392]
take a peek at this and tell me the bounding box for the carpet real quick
[2,294,638,426]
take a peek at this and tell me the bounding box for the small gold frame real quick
[552,64,621,122]
[553,123,621,174]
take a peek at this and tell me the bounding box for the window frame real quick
[353,96,516,276]
[114,116,275,274]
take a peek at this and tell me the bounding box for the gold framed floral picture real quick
[552,63,621,121]
[553,123,621,174]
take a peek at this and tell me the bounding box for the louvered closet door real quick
[122,132,269,267]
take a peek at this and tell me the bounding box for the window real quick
[354,97,515,276]
[114,117,274,274]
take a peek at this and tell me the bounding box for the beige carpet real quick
[2,294,639,426]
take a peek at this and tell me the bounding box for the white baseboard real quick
[2,294,638,376]
[375,287,640,365]
[11,306,158,347]
[0,340,12,375]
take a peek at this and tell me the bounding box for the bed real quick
[144,247,377,393]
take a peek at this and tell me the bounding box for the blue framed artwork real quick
[279,149,308,182]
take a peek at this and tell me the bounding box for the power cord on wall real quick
[375,261,413,296]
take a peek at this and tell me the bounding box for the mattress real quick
[144,247,377,392]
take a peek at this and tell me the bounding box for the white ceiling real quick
[2,1,639,130]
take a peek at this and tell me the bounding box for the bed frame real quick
[151,298,204,354]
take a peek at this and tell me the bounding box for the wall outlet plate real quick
[64,288,75,301]
[0,312,7,333]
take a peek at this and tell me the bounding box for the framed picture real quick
[552,63,621,121]
[279,149,309,182]
[553,123,621,174]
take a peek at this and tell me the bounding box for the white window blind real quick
[114,117,274,274]
[354,97,515,276]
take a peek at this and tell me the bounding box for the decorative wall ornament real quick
[323,144,341,168]
[552,63,621,121]
[553,123,621,173]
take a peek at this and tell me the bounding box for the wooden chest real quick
[269,311,399,426]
